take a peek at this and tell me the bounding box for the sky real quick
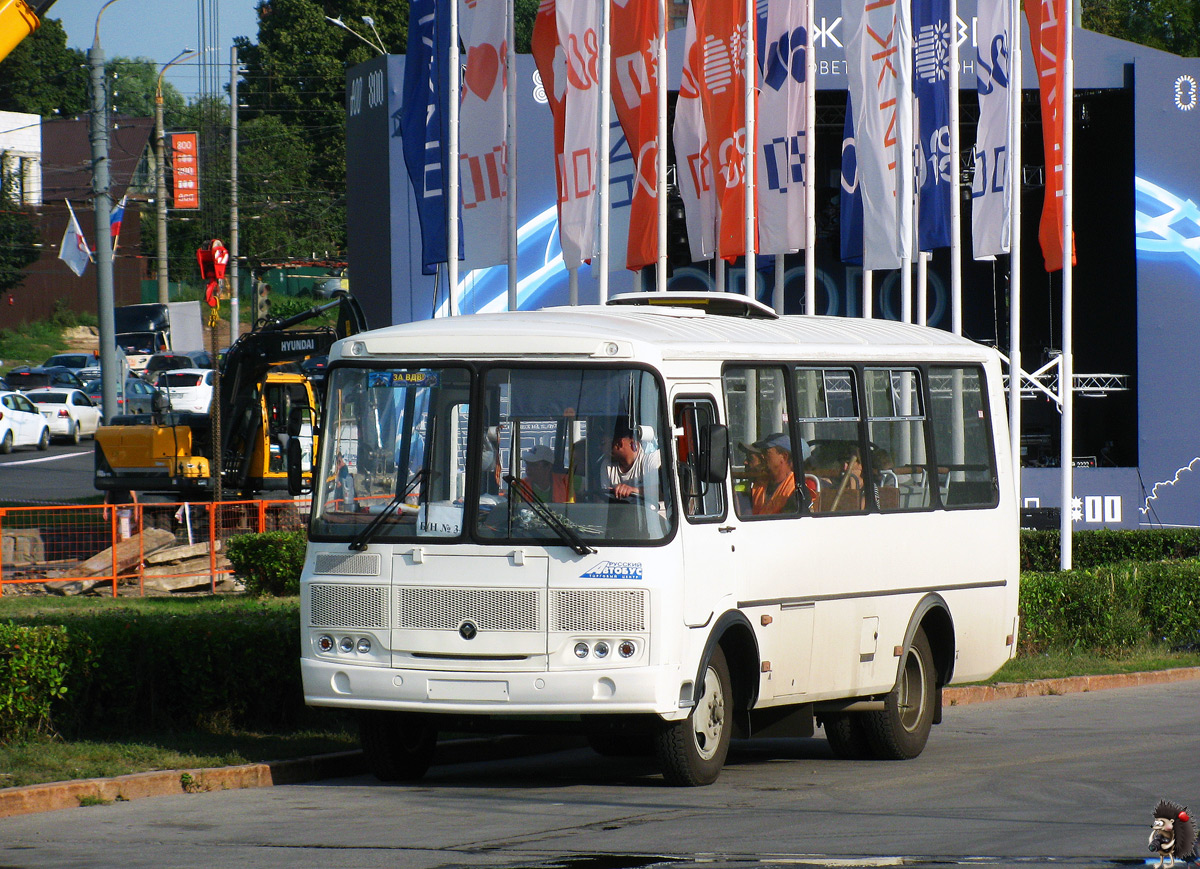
[52,0,261,99]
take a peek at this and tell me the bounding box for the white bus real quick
[296,293,1019,786]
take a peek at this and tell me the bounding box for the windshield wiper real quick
[348,468,427,551]
[503,474,596,556]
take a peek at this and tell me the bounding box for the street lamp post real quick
[88,0,123,424]
[155,48,196,305]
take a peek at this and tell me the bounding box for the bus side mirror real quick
[700,423,729,484]
[286,438,307,495]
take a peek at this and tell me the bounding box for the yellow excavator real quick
[0,1,58,64]
[95,293,367,500]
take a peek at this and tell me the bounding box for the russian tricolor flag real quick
[110,195,126,252]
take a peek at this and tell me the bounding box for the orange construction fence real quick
[0,499,311,597]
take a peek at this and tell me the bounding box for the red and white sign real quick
[170,131,200,210]
[673,4,717,262]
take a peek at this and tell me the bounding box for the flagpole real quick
[448,0,460,316]
[1009,0,1024,500]
[918,252,929,325]
[949,0,962,335]
[773,256,784,311]
[657,0,667,293]
[743,0,755,297]
[598,0,611,303]
[805,0,816,316]
[1060,3,1074,569]
[506,0,518,312]
[863,269,873,318]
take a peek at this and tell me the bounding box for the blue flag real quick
[839,99,863,266]
[913,0,953,251]
[400,0,462,276]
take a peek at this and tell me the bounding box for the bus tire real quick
[358,710,438,782]
[821,712,874,759]
[653,645,731,786]
[863,627,936,760]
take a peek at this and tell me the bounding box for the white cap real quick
[522,444,554,464]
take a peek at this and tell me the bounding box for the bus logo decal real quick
[580,561,644,581]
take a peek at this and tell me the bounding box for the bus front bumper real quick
[301,657,689,720]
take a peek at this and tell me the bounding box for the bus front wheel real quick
[821,712,874,759]
[654,646,732,786]
[864,627,936,759]
[358,710,438,782]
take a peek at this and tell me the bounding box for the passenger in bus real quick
[754,432,802,515]
[601,423,661,500]
[517,444,572,502]
[826,446,865,512]
[735,442,769,515]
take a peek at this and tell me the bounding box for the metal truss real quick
[997,352,1130,406]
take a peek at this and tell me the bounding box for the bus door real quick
[673,394,735,627]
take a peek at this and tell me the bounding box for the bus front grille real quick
[396,587,542,631]
[310,584,388,629]
[314,552,381,576]
[552,589,647,633]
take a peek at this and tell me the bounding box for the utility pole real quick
[88,2,121,424]
[155,49,195,305]
[229,45,240,348]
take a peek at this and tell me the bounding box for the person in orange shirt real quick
[518,444,572,502]
[753,432,801,515]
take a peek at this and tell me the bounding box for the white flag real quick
[843,0,914,270]
[756,0,808,255]
[673,4,716,262]
[556,0,601,269]
[58,201,92,278]
[458,0,510,270]
[972,0,1012,259]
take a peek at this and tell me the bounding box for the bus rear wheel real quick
[863,627,936,759]
[821,712,874,759]
[358,710,438,782]
[653,646,731,786]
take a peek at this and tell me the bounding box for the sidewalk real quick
[4,667,1199,819]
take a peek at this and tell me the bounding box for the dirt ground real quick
[63,320,247,354]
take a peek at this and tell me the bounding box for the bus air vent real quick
[552,589,647,633]
[315,552,381,576]
[310,584,388,629]
[396,587,542,632]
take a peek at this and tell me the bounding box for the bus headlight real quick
[593,641,610,658]
[356,637,372,654]
[574,642,589,658]
[338,636,355,653]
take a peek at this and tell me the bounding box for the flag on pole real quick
[110,194,127,253]
[58,200,92,278]
[839,97,864,265]
[610,0,663,271]
[531,0,602,271]
[692,0,757,260]
[842,0,914,270]
[458,0,510,270]
[1025,0,1075,271]
[971,0,1012,258]
[756,0,808,256]
[673,4,717,263]
[400,0,462,275]
[913,0,952,251]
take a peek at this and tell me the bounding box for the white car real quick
[0,390,50,453]
[26,388,103,444]
[155,368,214,413]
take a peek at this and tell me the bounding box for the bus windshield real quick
[311,364,675,545]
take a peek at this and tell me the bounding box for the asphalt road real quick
[0,441,97,503]
[1,680,1192,869]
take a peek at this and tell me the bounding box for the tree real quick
[0,177,40,297]
[0,18,88,118]
[1084,0,1200,54]
[107,57,186,120]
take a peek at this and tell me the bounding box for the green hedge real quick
[0,624,70,742]
[1020,528,1200,572]
[2,602,337,739]
[225,530,307,596]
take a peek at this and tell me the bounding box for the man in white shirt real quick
[600,423,660,500]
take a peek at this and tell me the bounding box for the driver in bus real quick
[601,422,661,500]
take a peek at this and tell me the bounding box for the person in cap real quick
[601,422,661,500]
[518,443,573,502]
[735,441,769,516]
[754,432,801,515]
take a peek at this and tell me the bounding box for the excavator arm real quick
[0,1,58,64]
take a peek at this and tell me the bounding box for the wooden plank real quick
[74,528,177,577]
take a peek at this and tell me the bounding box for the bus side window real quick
[723,366,802,519]
[929,366,998,508]
[864,368,931,512]
[793,368,862,514]
[673,398,725,521]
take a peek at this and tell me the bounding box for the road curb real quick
[4,669,1200,819]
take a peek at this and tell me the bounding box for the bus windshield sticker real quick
[367,370,439,388]
[580,561,644,580]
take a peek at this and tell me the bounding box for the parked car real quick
[83,376,161,416]
[0,390,50,453]
[5,366,86,392]
[25,388,103,444]
[142,353,197,381]
[154,368,214,413]
[42,353,93,376]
